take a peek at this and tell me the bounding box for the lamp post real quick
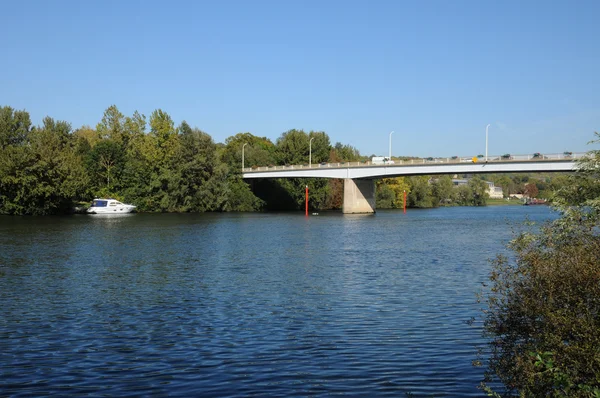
[485,124,491,162]
[389,131,394,161]
[242,143,248,171]
[309,137,315,167]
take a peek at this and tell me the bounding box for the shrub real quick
[483,226,600,396]
[481,132,600,396]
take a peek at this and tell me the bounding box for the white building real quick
[486,181,504,199]
[451,179,504,199]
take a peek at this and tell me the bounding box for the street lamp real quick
[309,137,315,167]
[485,124,491,162]
[242,143,248,171]
[389,131,394,161]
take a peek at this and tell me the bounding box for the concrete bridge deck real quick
[241,152,584,214]
[242,152,583,179]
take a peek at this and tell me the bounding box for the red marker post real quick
[403,190,407,214]
[305,185,309,216]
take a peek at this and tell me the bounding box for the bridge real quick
[243,152,584,214]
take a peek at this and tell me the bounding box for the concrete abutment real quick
[342,178,376,214]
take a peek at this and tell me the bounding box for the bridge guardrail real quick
[244,152,586,173]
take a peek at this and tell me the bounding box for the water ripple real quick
[0,207,555,396]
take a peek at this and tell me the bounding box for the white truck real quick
[372,156,394,165]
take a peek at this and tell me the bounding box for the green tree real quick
[276,129,331,166]
[376,183,396,209]
[174,122,228,211]
[468,177,489,206]
[431,175,455,206]
[96,105,125,143]
[0,106,31,148]
[221,132,276,171]
[407,176,432,208]
[455,184,473,206]
[331,142,362,162]
[0,116,88,215]
[85,140,125,192]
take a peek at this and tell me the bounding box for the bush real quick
[483,226,600,396]
[482,132,600,396]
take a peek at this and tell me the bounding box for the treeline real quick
[376,175,489,209]
[1,104,560,215]
[0,105,368,215]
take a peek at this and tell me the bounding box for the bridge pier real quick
[342,178,376,214]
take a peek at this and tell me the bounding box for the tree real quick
[96,105,125,143]
[431,175,455,206]
[331,142,362,162]
[468,177,489,206]
[0,116,88,214]
[482,132,600,396]
[276,129,331,166]
[524,182,539,198]
[174,123,227,211]
[377,177,410,208]
[85,140,125,192]
[221,132,276,171]
[407,176,432,208]
[376,183,396,209]
[0,106,31,148]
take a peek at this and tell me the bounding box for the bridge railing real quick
[243,152,586,172]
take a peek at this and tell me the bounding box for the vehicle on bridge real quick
[372,156,394,165]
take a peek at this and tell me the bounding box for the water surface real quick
[0,206,555,396]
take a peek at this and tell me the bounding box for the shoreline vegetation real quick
[479,132,600,396]
[0,105,565,216]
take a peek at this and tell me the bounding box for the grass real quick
[487,198,523,206]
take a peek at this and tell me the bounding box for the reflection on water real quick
[0,207,555,396]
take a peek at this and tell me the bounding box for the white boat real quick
[87,198,136,214]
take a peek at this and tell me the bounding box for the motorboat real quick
[87,198,136,214]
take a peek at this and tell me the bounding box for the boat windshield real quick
[91,200,108,207]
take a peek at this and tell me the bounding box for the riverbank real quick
[486,198,524,206]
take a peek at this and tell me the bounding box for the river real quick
[0,206,555,396]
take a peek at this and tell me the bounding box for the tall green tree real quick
[407,176,433,208]
[467,177,489,206]
[0,116,88,214]
[85,140,125,193]
[431,175,455,206]
[174,122,228,211]
[96,105,125,143]
[0,106,31,148]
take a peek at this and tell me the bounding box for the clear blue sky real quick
[1,0,598,157]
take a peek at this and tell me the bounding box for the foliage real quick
[0,106,31,148]
[275,129,330,166]
[376,177,410,209]
[0,111,88,215]
[4,103,557,215]
[85,140,125,191]
[482,133,600,396]
[523,182,539,198]
[407,176,433,208]
[431,175,455,205]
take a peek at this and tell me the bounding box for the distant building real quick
[451,179,504,199]
[486,181,504,199]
